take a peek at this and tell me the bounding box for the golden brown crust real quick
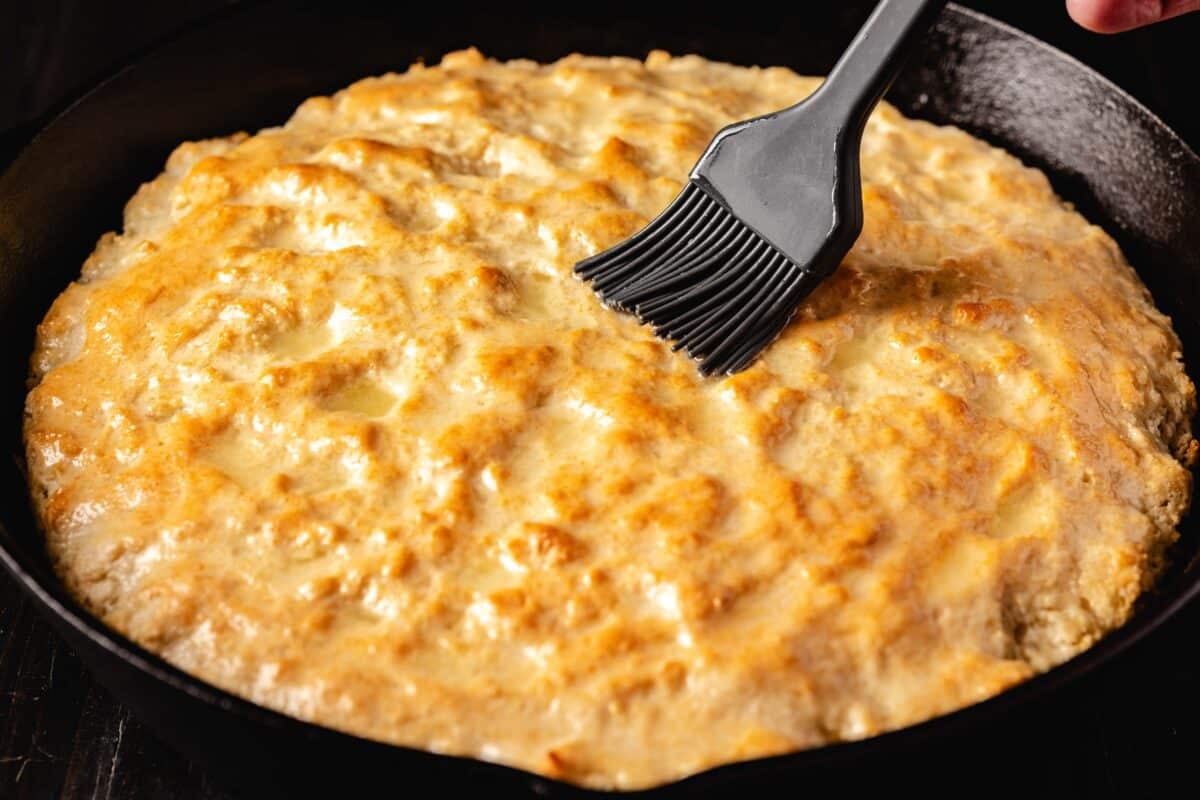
[25,49,1194,788]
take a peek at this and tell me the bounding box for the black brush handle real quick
[690,0,946,276]
[809,0,948,125]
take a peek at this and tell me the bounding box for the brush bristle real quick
[575,183,821,375]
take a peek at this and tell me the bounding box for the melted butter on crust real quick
[25,49,1195,789]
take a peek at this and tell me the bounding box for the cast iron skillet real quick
[1,2,1198,796]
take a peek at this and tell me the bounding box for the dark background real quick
[2,1,1199,797]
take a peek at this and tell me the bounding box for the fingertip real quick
[1065,0,1111,32]
[1066,0,1165,33]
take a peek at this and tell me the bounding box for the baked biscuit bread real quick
[25,49,1195,789]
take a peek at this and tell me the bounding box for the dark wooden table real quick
[3,2,1199,797]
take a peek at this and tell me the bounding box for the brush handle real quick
[808,0,947,126]
[688,0,947,277]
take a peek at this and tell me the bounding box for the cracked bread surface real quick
[25,49,1195,789]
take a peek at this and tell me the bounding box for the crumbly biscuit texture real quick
[26,49,1194,789]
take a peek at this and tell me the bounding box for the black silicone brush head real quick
[575,182,828,376]
[575,0,947,376]
[574,71,866,378]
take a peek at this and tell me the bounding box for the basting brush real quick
[575,0,947,375]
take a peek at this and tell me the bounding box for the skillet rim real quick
[945,5,1198,161]
[1,3,1199,795]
